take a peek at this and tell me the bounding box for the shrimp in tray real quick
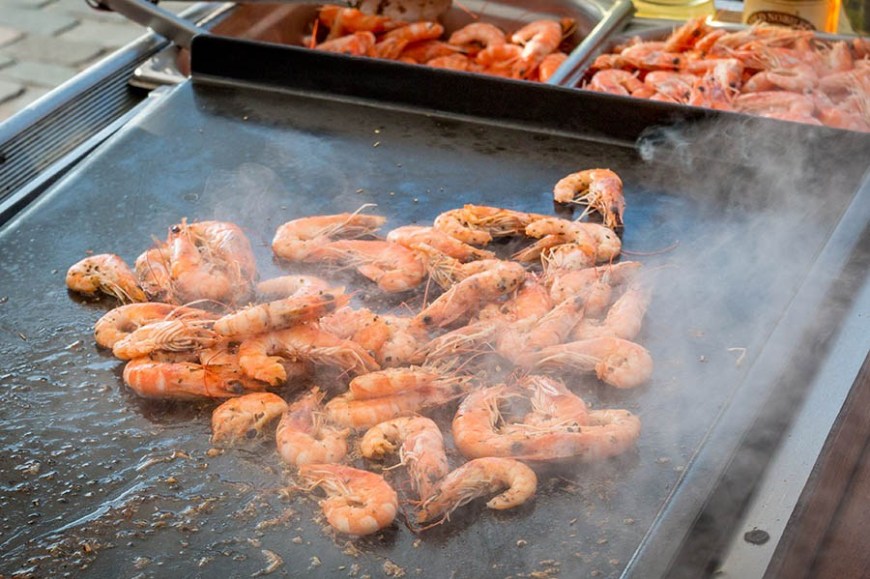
[276,387,349,466]
[360,415,449,500]
[415,260,527,328]
[416,457,537,527]
[237,325,380,386]
[452,376,641,462]
[211,392,289,446]
[298,464,398,536]
[517,336,654,389]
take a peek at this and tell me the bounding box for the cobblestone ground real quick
[0,0,185,122]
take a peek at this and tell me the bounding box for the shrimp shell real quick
[66,254,147,303]
[211,392,289,446]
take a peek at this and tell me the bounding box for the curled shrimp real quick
[416,260,526,328]
[546,261,642,315]
[448,22,506,56]
[414,244,505,290]
[416,457,537,525]
[238,325,379,386]
[123,353,267,400]
[433,204,548,246]
[66,254,146,303]
[316,31,377,56]
[495,295,585,364]
[318,5,402,39]
[586,69,644,96]
[213,291,348,338]
[276,387,349,466]
[111,318,218,360]
[511,20,563,78]
[134,246,174,303]
[537,51,567,82]
[372,22,445,60]
[93,303,217,349]
[553,169,626,230]
[255,274,333,301]
[298,464,398,536]
[519,336,654,389]
[211,392,289,446]
[386,225,495,262]
[320,307,426,368]
[271,211,386,261]
[521,217,622,266]
[309,239,426,293]
[573,285,652,341]
[360,416,448,499]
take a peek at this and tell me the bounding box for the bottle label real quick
[745,10,817,29]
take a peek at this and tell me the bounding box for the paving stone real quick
[0,60,77,87]
[0,25,24,47]
[0,86,50,121]
[0,6,77,35]
[0,78,24,104]
[3,35,104,66]
[59,20,144,49]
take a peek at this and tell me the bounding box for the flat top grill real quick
[0,35,868,578]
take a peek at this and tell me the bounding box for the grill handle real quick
[88,0,207,49]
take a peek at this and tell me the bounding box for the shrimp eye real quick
[422,315,433,325]
[170,225,181,233]
[228,381,245,394]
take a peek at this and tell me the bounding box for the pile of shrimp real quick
[66,168,652,538]
[307,4,575,82]
[583,17,870,132]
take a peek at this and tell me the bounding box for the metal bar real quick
[93,0,207,49]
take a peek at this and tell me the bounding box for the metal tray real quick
[0,38,868,578]
[130,0,634,88]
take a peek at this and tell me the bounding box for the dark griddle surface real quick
[0,78,867,578]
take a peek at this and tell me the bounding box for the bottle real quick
[631,0,716,21]
[742,0,841,33]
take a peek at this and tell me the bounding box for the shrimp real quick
[618,42,686,71]
[298,464,398,536]
[276,387,348,466]
[166,219,258,306]
[123,355,268,400]
[372,22,445,60]
[66,254,147,303]
[316,31,377,56]
[211,392,289,446]
[415,260,526,328]
[475,44,523,77]
[326,378,470,429]
[523,217,622,265]
[318,5,402,39]
[238,325,379,386]
[93,302,218,349]
[553,169,626,230]
[573,285,652,340]
[433,204,549,246]
[414,244,505,290]
[213,291,348,338]
[662,16,710,53]
[511,20,563,79]
[135,246,174,303]
[360,416,448,499]
[271,211,386,262]
[256,274,333,301]
[111,318,218,360]
[734,91,815,117]
[416,457,537,525]
[426,53,474,71]
[348,364,467,399]
[321,307,427,368]
[496,296,585,363]
[418,320,499,363]
[448,23,506,55]
[537,51,567,82]
[519,336,654,389]
[743,63,817,93]
[399,40,462,63]
[309,239,426,293]
[642,71,695,104]
[479,273,554,323]
[586,68,644,96]
[386,225,495,262]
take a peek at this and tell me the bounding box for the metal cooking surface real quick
[0,79,866,578]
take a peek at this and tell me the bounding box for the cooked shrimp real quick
[321,307,426,368]
[734,91,815,117]
[316,31,377,56]
[256,274,333,301]
[111,318,218,360]
[213,291,348,338]
[418,320,499,363]
[135,245,174,303]
[66,254,146,303]
[166,219,257,306]
[426,53,474,71]
[448,22,506,55]
[416,260,526,328]
[524,217,622,264]
[537,51,567,82]
[475,44,523,77]
[386,225,495,262]
[553,169,626,229]
[238,325,379,386]
[400,40,462,63]
[433,204,548,246]
[662,16,710,53]
[123,355,267,400]
[372,22,445,60]
[211,392,289,446]
[318,5,401,39]
[416,457,537,525]
[309,239,426,293]
[573,285,651,340]
[511,20,563,78]
[618,42,686,71]
[298,464,398,536]
[360,416,448,499]
[272,211,386,261]
[479,273,553,323]
[547,261,643,316]
[415,244,505,290]
[496,296,585,363]
[94,303,217,349]
[348,364,467,399]
[276,387,348,466]
[519,336,654,389]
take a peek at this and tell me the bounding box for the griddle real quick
[0,33,868,579]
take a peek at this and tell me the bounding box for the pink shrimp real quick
[255,274,333,301]
[276,387,349,466]
[213,291,348,338]
[586,69,644,96]
[511,20,563,79]
[448,22,506,55]
[93,302,218,350]
[111,317,218,360]
[310,239,426,293]
[537,51,567,82]
[211,392,289,446]
[386,225,495,262]
[123,354,268,400]
[298,464,398,536]
[546,261,642,316]
[372,22,445,60]
[573,285,652,340]
[318,6,402,39]
[272,211,386,261]
[316,31,377,56]
[66,253,146,303]
[433,204,549,246]
[553,168,626,229]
